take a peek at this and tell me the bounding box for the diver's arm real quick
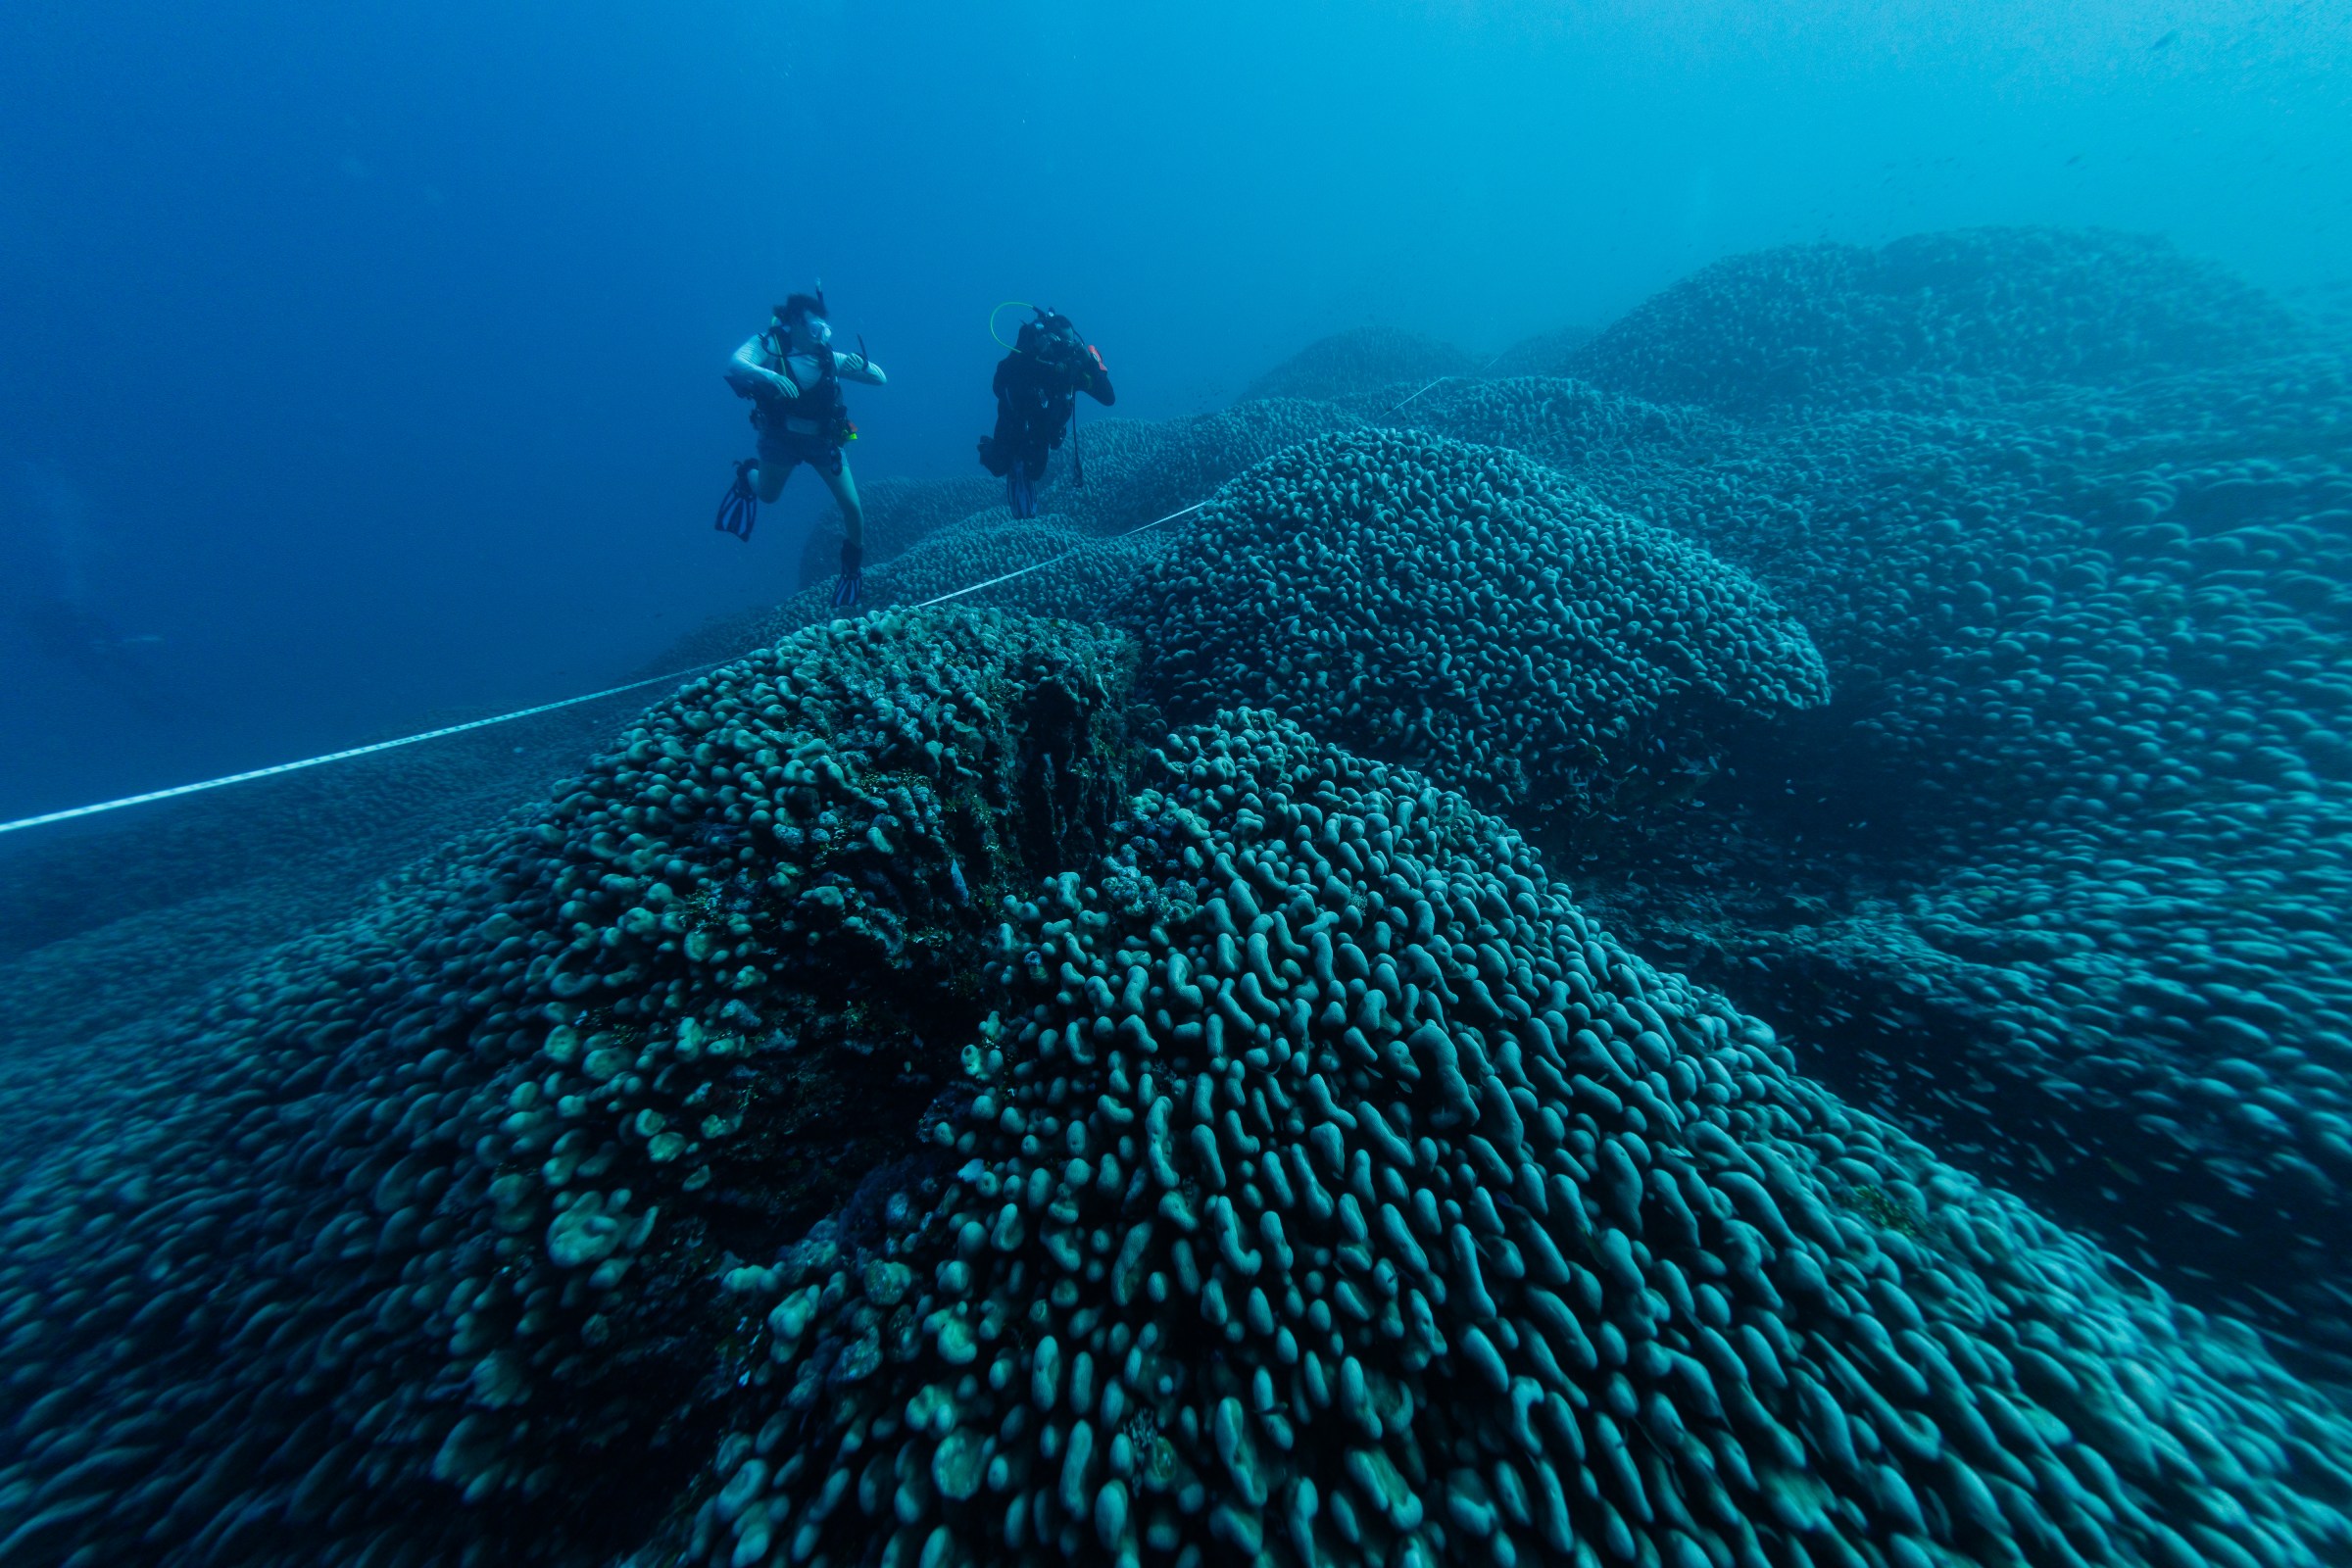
[836,352,887,386]
[1077,345,1115,406]
[725,335,798,398]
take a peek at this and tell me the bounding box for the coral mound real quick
[1381,375,1729,477]
[1485,323,1598,380]
[1570,227,2306,416]
[0,701,616,1075]
[1416,368,2352,1346]
[0,610,1139,1565]
[795,475,1008,593]
[12,223,2352,1568]
[8,618,2352,1567]
[700,514,1177,662]
[1128,428,1829,842]
[1247,327,1482,405]
[1044,399,1366,538]
[698,709,2352,1568]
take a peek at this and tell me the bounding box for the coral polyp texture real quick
[0,701,622,1079]
[759,400,1364,619]
[1567,227,2307,416]
[1381,248,2352,1349]
[0,611,1141,1564]
[1245,327,1481,405]
[787,515,1175,640]
[1127,428,1830,845]
[8,224,2352,1567]
[1018,397,1367,542]
[698,710,2352,1568]
[795,476,1010,594]
[1485,324,1599,381]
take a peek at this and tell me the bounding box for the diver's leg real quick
[752,424,799,505]
[820,458,865,607]
[1019,444,1049,517]
[820,460,863,558]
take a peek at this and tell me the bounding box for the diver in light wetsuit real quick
[977,309,1113,519]
[717,289,886,607]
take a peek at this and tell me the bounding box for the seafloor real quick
[5,226,2352,1568]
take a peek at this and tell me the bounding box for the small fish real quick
[2150,28,2178,50]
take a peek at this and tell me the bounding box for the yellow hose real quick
[987,300,1035,352]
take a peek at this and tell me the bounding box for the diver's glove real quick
[764,371,800,399]
[832,540,862,608]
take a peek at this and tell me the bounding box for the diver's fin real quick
[714,460,758,540]
[831,539,862,609]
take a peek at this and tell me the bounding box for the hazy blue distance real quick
[1,0,2346,819]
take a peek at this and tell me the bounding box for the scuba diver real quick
[977,307,1113,519]
[715,288,886,607]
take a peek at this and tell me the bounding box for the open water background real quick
[2,0,2347,820]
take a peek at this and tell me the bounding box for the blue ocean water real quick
[6,5,2352,1567]
[2,0,2345,817]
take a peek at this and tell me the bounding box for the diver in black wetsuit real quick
[977,309,1114,519]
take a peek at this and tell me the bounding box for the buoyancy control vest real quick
[749,330,855,447]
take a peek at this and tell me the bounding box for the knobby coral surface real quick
[694,710,2352,1568]
[8,223,2352,1568]
[1128,428,1829,846]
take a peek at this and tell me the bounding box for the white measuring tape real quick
[0,498,1217,838]
[1381,350,1512,418]
[1384,377,1450,416]
[907,500,1207,610]
[0,663,729,837]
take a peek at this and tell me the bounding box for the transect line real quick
[0,497,1220,838]
[0,663,730,836]
[1380,350,1514,417]
[1384,378,1450,416]
[907,500,1209,610]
